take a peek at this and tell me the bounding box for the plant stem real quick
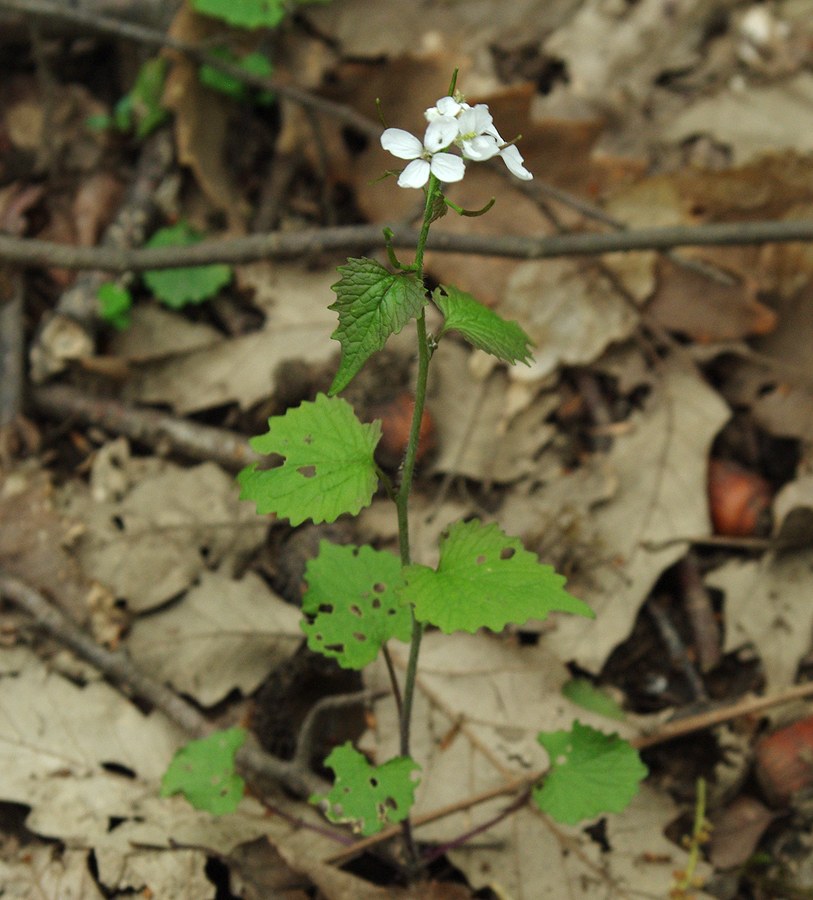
[393,174,441,870]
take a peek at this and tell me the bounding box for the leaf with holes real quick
[313,743,420,836]
[301,542,411,669]
[238,394,381,526]
[401,519,593,633]
[160,727,246,815]
[329,257,427,395]
[434,284,534,365]
[533,721,647,824]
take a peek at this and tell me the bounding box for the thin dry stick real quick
[31,384,262,470]
[0,570,327,799]
[326,680,813,864]
[0,274,24,428]
[292,690,385,772]
[3,219,813,274]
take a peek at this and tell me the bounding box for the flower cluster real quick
[381,95,533,189]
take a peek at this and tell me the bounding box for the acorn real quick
[755,715,813,805]
[707,458,773,537]
[369,393,436,469]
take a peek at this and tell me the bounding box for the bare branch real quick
[31,384,262,471]
[2,218,813,273]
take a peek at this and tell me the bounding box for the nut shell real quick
[707,458,772,537]
[370,393,436,469]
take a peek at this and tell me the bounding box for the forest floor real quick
[3,0,813,897]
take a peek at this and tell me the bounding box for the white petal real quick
[470,104,494,132]
[462,135,500,161]
[457,104,493,137]
[381,128,423,160]
[435,96,462,117]
[424,117,458,152]
[398,158,430,188]
[500,144,533,180]
[430,152,465,183]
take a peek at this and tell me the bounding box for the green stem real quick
[393,175,440,869]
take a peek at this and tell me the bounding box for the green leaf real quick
[313,743,420,836]
[328,257,427,395]
[533,721,647,824]
[301,542,411,669]
[199,49,275,104]
[98,282,132,330]
[94,57,168,137]
[191,0,286,28]
[130,57,170,139]
[401,519,593,634]
[238,393,381,525]
[433,285,533,365]
[161,727,246,815]
[562,678,626,721]
[143,222,232,309]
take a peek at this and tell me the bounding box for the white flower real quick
[425,95,467,122]
[498,143,533,180]
[380,117,465,188]
[381,93,533,188]
[455,103,533,179]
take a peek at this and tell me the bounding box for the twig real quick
[419,786,533,867]
[0,0,382,140]
[0,274,24,428]
[648,594,708,702]
[3,218,813,274]
[51,128,174,329]
[678,552,721,672]
[0,570,326,799]
[292,689,384,772]
[30,128,176,380]
[517,177,736,285]
[31,384,262,471]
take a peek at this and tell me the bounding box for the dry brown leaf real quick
[648,258,777,342]
[0,465,91,624]
[72,171,124,248]
[504,356,730,671]
[707,548,813,691]
[163,5,251,232]
[121,263,338,413]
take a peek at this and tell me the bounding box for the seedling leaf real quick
[329,257,427,395]
[143,222,232,309]
[98,282,132,330]
[238,393,381,525]
[533,721,647,824]
[161,727,246,816]
[562,678,626,721]
[199,49,275,104]
[433,284,533,365]
[192,0,286,28]
[301,542,411,669]
[313,743,420,836]
[401,519,593,633]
